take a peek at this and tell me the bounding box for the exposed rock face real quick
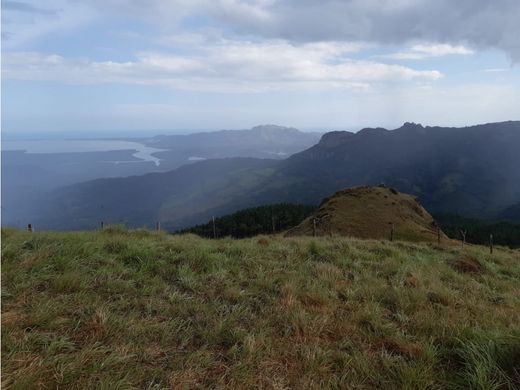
[285,186,448,242]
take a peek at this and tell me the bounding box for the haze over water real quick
[2,139,165,166]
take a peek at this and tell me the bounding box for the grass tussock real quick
[2,227,520,389]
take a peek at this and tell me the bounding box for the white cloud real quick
[484,68,509,73]
[93,0,520,61]
[2,40,442,92]
[1,0,94,48]
[4,0,520,60]
[384,43,474,60]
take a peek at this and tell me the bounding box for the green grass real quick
[2,227,520,389]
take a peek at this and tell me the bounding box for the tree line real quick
[180,204,520,249]
[434,214,520,249]
[179,203,316,238]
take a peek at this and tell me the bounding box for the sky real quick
[1,0,520,134]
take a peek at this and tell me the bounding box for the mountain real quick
[143,125,322,166]
[1,125,321,228]
[286,186,448,242]
[33,121,520,230]
[276,121,520,214]
[37,158,278,230]
[499,202,520,221]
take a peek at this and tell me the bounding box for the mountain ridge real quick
[32,120,520,230]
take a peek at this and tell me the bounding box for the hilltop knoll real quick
[286,186,448,242]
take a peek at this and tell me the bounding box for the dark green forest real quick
[434,214,520,249]
[180,203,316,238]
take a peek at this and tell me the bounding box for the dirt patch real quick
[257,238,269,246]
[427,291,449,306]
[1,308,25,327]
[377,339,424,360]
[404,272,420,288]
[450,255,484,274]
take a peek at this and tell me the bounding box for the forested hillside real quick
[181,203,316,238]
[435,214,520,248]
[33,121,520,230]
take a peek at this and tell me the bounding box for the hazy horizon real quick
[5,119,520,141]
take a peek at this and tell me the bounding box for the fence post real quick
[313,218,317,237]
[212,216,216,239]
[27,223,33,233]
[489,234,493,254]
[271,215,275,234]
[460,230,467,248]
[437,226,441,244]
[101,221,104,230]
[156,221,161,231]
[390,223,394,242]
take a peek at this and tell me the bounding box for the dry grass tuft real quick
[257,238,269,246]
[450,255,484,274]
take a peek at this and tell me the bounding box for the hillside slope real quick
[2,125,320,229]
[38,158,278,230]
[286,186,448,242]
[274,121,520,216]
[2,228,520,388]
[34,121,520,230]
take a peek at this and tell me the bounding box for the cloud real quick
[4,1,520,60]
[484,68,509,73]
[97,0,520,61]
[219,0,520,61]
[383,43,474,60]
[1,0,93,48]
[2,40,441,92]
[1,0,57,15]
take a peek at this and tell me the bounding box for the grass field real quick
[2,227,520,389]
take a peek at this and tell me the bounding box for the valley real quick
[25,121,520,232]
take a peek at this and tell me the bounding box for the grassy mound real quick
[2,227,520,389]
[286,186,448,242]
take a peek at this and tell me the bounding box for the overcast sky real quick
[2,0,520,133]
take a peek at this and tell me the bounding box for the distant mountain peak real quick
[318,131,355,147]
[357,127,389,136]
[399,122,425,131]
[250,124,299,133]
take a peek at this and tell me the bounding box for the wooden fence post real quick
[390,223,394,242]
[212,216,216,239]
[437,226,441,244]
[489,234,493,254]
[101,221,104,230]
[313,218,317,237]
[271,215,275,234]
[460,230,467,248]
[27,224,33,233]
[156,221,161,231]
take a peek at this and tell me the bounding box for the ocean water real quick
[2,139,166,166]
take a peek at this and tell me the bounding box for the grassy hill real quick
[286,186,448,243]
[2,227,520,389]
